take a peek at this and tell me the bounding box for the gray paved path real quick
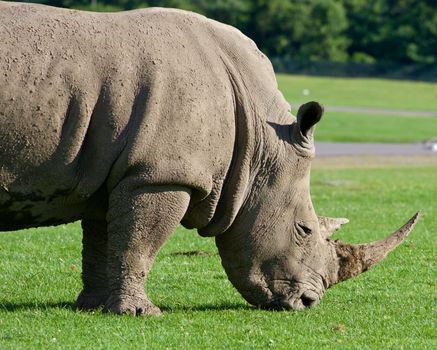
[315,141,437,157]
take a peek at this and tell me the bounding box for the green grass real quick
[276,74,437,143]
[1,165,436,349]
[315,111,437,143]
[277,74,437,111]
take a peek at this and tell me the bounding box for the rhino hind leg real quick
[104,182,191,316]
[76,218,109,310]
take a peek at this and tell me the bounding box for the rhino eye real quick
[296,222,312,237]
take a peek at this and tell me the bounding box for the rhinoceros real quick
[0,2,419,315]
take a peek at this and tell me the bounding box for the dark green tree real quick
[343,0,437,65]
[245,0,348,61]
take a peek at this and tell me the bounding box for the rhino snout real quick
[227,268,324,311]
[291,290,320,309]
[262,289,320,311]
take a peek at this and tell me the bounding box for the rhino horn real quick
[318,216,349,239]
[332,212,420,284]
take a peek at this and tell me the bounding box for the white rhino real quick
[0,2,419,315]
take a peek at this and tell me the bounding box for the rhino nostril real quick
[300,293,317,308]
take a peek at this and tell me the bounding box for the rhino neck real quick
[198,67,259,237]
[198,54,290,237]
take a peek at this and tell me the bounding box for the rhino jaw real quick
[235,281,323,311]
[224,264,328,311]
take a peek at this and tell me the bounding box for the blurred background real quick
[16,0,437,80]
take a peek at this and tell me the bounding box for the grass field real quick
[277,74,437,111]
[276,75,437,143]
[1,164,435,349]
[315,111,437,143]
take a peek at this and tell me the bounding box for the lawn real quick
[314,111,437,143]
[277,74,437,112]
[276,74,437,143]
[1,164,435,349]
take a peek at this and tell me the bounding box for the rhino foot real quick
[76,290,108,311]
[104,294,161,316]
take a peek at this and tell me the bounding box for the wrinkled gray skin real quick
[0,2,419,315]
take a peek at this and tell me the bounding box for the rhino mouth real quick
[262,289,320,310]
[230,274,324,310]
[223,268,324,311]
[284,290,320,310]
[253,276,323,310]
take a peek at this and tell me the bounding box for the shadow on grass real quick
[0,300,252,313]
[0,301,76,312]
[168,250,216,257]
[160,302,253,312]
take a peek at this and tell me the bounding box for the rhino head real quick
[215,101,419,310]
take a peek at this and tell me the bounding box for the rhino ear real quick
[291,101,324,155]
[296,101,324,138]
[318,216,349,239]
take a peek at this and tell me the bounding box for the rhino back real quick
[0,2,288,231]
[0,3,145,185]
[0,3,147,227]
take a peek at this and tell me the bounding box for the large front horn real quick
[332,212,420,284]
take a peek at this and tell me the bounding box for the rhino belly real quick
[0,188,86,231]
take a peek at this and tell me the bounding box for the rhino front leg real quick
[76,219,109,310]
[104,182,190,316]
